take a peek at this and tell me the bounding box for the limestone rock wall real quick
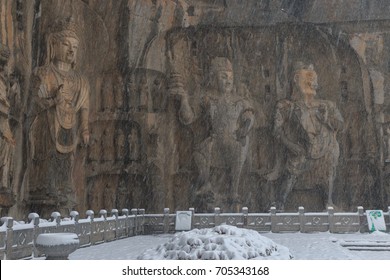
[0,0,389,218]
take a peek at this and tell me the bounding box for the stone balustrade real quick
[0,206,389,260]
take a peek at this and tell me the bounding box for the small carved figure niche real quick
[115,127,126,161]
[125,69,168,113]
[128,123,141,162]
[101,126,115,162]
[88,126,101,162]
[151,74,168,112]
[87,175,119,212]
[100,73,125,112]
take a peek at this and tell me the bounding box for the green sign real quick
[366,210,386,232]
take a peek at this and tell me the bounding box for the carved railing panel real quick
[272,213,301,233]
[143,214,165,234]
[105,217,117,242]
[91,217,105,244]
[219,213,244,227]
[247,214,272,232]
[77,219,92,248]
[9,224,34,259]
[57,221,77,234]
[192,214,215,229]
[301,213,329,233]
[330,212,360,233]
[116,216,128,239]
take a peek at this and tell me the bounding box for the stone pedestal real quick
[36,233,79,260]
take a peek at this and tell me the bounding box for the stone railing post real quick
[51,212,61,231]
[28,213,40,227]
[99,209,108,219]
[131,208,138,236]
[111,209,119,240]
[121,209,129,216]
[111,209,119,219]
[163,208,170,234]
[189,208,195,230]
[86,210,94,245]
[139,209,145,235]
[28,213,40,224]
[357,206,365,233]
[299,206,305,233]
[28,213,40,258]
[86,210,95,221]
[121,209,130,236]
[5,218,14,260]
[242,207,248,228]
[99,210,108,242]
[214,207,221,226]
[70,211,80,223]
[328,207,335,233]
[270,207,277,233]
[70,211,80,241]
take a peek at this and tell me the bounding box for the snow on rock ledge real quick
[138,225,293,260]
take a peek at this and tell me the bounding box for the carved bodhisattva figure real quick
[273,62,343,210]
[0,44,16,209]
[175,57,254,211]
[27,18,90,213]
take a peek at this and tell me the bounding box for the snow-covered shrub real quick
[138,225,293,260]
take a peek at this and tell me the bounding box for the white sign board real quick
[366,210,386,232]
[175,211,192,231]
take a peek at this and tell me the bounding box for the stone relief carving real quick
[115,127,126,161]
[87,175,119,212]
[87,126,100,162]
[0,44,16,208]
[100,72,125,112]
[128,125,141,161]
[116,176,129,210]
[272,62,344,210]
[103,184,116,211]
[137,74,149,111]
[101,127,115,162]
[384,124,390,163]
[341,33,386,208]
[1,1,389,217]
[26,17,90,213]
[126,73,136,111]
[114,74,124,111]
[151,75,167,112]
[174,57,255,211]
[100,74,114,112]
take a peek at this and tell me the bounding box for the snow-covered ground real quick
[69,228,390,260]
[4,228,389,280]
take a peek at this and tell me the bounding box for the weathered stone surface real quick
[0,0,390,217]
[0,43,16,212]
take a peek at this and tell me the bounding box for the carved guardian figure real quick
[175,57,254,211]
[273,62,343,210]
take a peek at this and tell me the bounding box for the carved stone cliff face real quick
[0,0,389,218]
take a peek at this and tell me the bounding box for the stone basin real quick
[36,233,80,260]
